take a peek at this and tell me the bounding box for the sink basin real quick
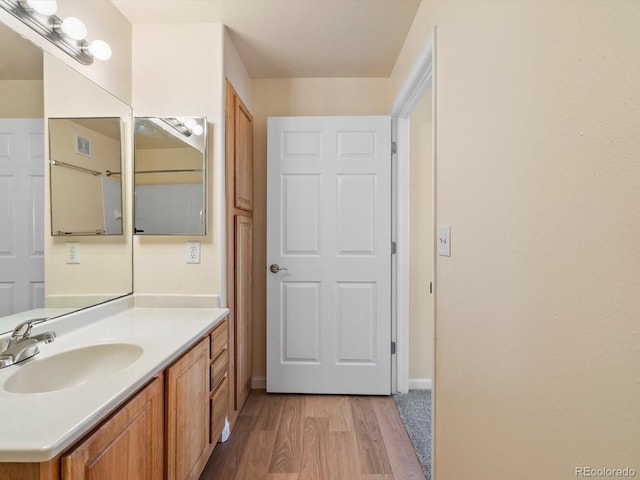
[3,343,143,394]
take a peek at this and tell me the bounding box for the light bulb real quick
[25,0,57,16]
[61,17,87,40]
[88,40,112,61]
[192,125,204,136]
[184,118,197,130]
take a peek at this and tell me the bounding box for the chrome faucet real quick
[0,318,55,369]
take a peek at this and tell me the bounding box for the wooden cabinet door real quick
[225,79,255,423]
[166,338,209,480]
[235,215,253,410]
[62,377,164,480]
[234,97,254,211]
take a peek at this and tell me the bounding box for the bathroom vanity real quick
[0,297,229,480]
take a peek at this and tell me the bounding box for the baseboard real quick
[251,376,266,389]
[408,378,432,390]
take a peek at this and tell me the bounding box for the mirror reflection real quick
[134,117,206,235]
[0,19,133,335]
[49,117,123,236]
[0,21,45,327]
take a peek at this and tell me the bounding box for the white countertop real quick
[0,297,228,462]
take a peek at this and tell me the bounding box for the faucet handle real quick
[11,318,49,339]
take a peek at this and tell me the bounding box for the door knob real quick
[269,264,288,273]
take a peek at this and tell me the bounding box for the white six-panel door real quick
[0,119,45,317]
[266,116,391,394]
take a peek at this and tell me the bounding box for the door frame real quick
[389,26,436,473]
[390,29,435,393]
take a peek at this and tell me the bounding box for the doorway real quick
[393,86,434,479]
[390,31,435,480]
[266,115,393,395]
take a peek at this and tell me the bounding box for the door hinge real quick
[391,341,396,355]
[430,281,433,294]
[391,141,397,154]
[391,241,397,254]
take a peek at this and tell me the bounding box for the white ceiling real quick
[112,0,421,78]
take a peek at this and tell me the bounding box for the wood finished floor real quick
[200,390,425,480]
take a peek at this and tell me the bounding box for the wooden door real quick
[235,101,253,211]
[266,116,392,394]
[225,80,254,420]
[166,338,209,480]
[235,215,253,409]
[62,377,164,480]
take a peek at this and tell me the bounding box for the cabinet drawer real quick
[209,376,229,444]
[210,349,228,392]
[210,320,228,360]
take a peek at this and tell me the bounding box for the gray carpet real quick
[393,389,432,479]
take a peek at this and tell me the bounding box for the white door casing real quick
[0,119,45,316]
[390,30,435,394]
[266,116,392,395]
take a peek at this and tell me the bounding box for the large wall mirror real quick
[0,20,133,334]
[49,117,123,236]
[134,117,207,235]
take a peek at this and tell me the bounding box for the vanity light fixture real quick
[25,0,55,15]
[0,0,112,65]
[56,16,86,40]
[87,39,112,61]
[160,118,194,138]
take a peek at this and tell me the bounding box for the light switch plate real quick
[186,241,201,264]
[66,242,80,264]
[437,226,451,256]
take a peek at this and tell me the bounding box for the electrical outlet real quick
[66,242,80,264]
[437,226,451,257]
[186,241,201,264]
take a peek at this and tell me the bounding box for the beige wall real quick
[131,25,252,303]
[0,81,43,117]
[409,87,433,382]
[0,1,132,104]
[131,23,225,298]
[44,53,132,301]
[391,2,640,478]
[250,77,391,379]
